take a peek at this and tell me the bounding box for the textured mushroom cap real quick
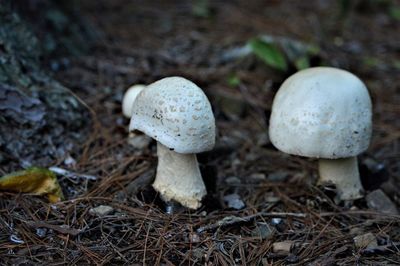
[130,77,216,154]
[122,85,146,118]
[269,67,372,159]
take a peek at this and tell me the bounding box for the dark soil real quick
[1,0,399,265]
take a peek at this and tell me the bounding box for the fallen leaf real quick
[0,167,64,202]
[248,38,288,72]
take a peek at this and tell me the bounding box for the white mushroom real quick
[130,76,216,209]
[122,84,146,118]
[122,84,151,149]
[269,67,372,201]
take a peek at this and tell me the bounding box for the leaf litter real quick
[1,0,400,264]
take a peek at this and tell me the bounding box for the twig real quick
[196,212,306,233]
[320,210,400,219]
[49,166,97,181]
[26,221,81,236]
[361,242,400,255]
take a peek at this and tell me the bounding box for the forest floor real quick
[1,0,400,265]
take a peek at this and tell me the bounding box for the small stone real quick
[353,233,378,249]
[223,193,245,210]
[36,228,47,238]
[272,241,293,253]
[189,233,200,243]
[232,158,241,167]
[349,227,363,236]
[245,151,260,161]
[363,158,385,172]
[267,171,288,182]
[249,173,266,181]
[285,254,299,263]
[191,248,204,260]
[361,158,389,190]
[366,189,399,215]
[225,176,241,185]
[265,196,280,203]
[165,201,184,214]
[63,155,76,166]
[89,205,114,217]
[271,218,282,225]
[251,223,273,239]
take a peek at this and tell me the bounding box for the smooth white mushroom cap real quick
[122,84,146,118]
[269,67,372,159]
[129,77,216,154]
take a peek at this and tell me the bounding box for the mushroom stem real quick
[153,142,206,209]
[318,157,363,201]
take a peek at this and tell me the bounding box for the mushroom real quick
[122,84,146,118]
[269,67,372,201]
[122,84,151,149]
[129,76,216,209]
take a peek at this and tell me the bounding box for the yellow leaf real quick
[0,167,64,203]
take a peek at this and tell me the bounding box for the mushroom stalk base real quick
[318,157,363,201]
[153,142,206,209]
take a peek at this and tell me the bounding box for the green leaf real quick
[362,56,381,67]
[227,74,241,87]
[248,38,288,72]
[389,6,400,21]
[392,60,400,70]
[192,0,211,18]
[294,56,310,70]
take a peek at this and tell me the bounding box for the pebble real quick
[191,248,204,260]
[89,205,114,217]
[366,189,399,215]
[36,228,47,238]
[272,241,293,253]
[249,173,266,181]
[189,233,200,243]
[223,193,245,210]
[63,155,76,166]
[251,223,273,239]
[353,233,378,249]
[225,176,241,185]
[271,218,282,225]
[267,171,288,182]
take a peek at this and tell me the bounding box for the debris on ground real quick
[272,241,294,253]
[353,233,378,249]
[251,222,274,239]
[366,189,399,215]
[0,167,64,202]
[89,205,114,217]
[223,193,246,209]
[0,0,399,264]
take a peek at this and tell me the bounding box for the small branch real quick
[49,166,97,181]
[196,212,306,233]
[361,242,400,255]
[319,210,400,218]
[26,221,82,236]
